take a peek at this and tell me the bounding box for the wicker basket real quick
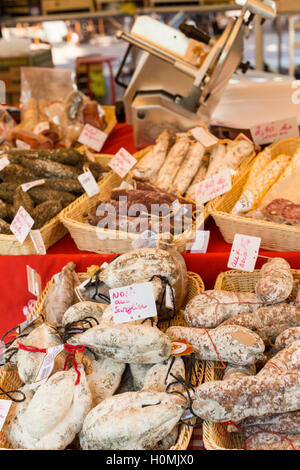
[202,268,300,450]
[0,269,205,450]
[209,138,300,252]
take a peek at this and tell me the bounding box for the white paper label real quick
[110,282,157,324]
[250,117,299,145]
[228,234,261,272]
[21,179,45,192]
[0,399,12,431]
[34,121,50,134]
[190,127,219,147]
[187,230,210,253]
[131,230,158,249]
[194,170,232,204]
[0,157,10,171]
[78,170,100,197]
[26,265,42,297]
[18,313,39,334]
[32,345,64,388]
[165,285,175,309]
[108,148,137,178]
[78,124,107,152]
[10,206,34,244]
[29,230,46,255]
[16,139,31,149]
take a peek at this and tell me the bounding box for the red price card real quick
[108,148,137,178]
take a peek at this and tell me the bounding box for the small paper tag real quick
[16,139,31,149]
[26,265,42,297]
[78,124,107,152]
[34,121,50,134]
[108,148,137,178]
[31,345,64,388]
[194,170,232,204]
[18,313,40,334]
[250,117,299,145]
[0,157,10,171]
[110,282,157,324]
[186,230,210,253]
[165,285,175,309]
[78,170,100,197]
[190,127,219,147]
[29,230,46,255]
[228,234,261,272]
[0,399,12,432]
[10,206,34,244]
[171,339,194,356]
[131,230,158,249]
[21,179,45,192]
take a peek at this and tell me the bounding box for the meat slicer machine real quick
[115,0,276,148]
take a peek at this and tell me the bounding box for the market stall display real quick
[210,138,300,252]
[199,265,300,450]
[0,248,205,450]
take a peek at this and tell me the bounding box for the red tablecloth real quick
[1,123,300,337]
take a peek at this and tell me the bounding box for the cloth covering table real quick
[0,123,299,451]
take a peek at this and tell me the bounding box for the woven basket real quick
[0,270,205,450]
[210,138,300,252]
[202,268,300,451]
[59,147,199,254]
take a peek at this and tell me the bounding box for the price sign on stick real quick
[228,234,261,272]
[78,170,100,197]
[194,170,232,204]
[10,206,34,244]
[110,282,157,324]
[108,148,137,178]
[78,124,107,152]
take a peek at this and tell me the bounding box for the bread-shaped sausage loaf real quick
[156,136,190,191]
[172,141,205,194]
[142,357,185,393]
[221,303,300,343]
[68,324,172,364]
[183,290,262,328]
[79,391,185,450]
[275,327,300,350]
[255,258,293,304]
[166,325,265,365]
[62,301,108,326]
[257,339,300,376]
[193,371,300,422]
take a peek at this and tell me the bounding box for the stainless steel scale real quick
[115,0,276,148]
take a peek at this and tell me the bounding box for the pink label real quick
[0,399,11,431]
[194,170,232,204]
[108,148,137,178]
[109,282,157,324]
[250,117,299,145]
[228,234,261,272]
[78,124,107,152]
[10,206,34,244]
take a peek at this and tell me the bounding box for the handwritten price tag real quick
[190,127,218,147]
[250,117,299,145]
[110,282,157,324]
[108,148,137,178]
[194,170,232,204]
[228,234,261,272]
[10,206,34,244]
[0,157,10,171]
[0,399,12,431]
[31,345,64,389]
[27,265,42,297]
[78,124,107,152]
[78,170,100,197]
